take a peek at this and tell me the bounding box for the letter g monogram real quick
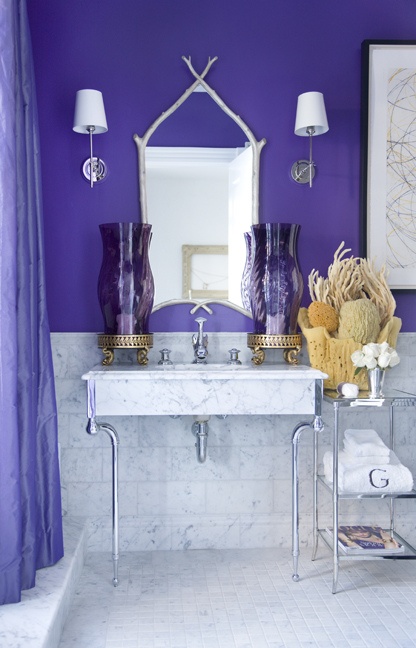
[369,469,389,488]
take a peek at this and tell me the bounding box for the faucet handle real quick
[158,348,173,365]
[192,316,208,364]
[227,348,242,365]
[193,317,208,345]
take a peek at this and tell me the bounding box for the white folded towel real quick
[328,450,389,467]
[343,429,390,458]
[323,450,414,493]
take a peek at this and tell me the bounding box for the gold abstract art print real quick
[362,40,416,289]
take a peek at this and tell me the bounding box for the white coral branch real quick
[358,259,396,328]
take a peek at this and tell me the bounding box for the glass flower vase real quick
[249,223,303,335]
[97,222,154,335]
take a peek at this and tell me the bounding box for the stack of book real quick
[326,525,404,554]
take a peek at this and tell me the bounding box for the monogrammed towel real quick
[323,450,413,493]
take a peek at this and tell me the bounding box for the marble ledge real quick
[0,517,87,648]
[82,362,325,381]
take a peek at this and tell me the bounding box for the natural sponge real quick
[308,301,339,333]
[337,299,381,344]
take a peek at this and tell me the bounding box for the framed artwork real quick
[361,40,416,289]
[182,244,228,300]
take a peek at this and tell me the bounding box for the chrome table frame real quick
[317,389,416,593]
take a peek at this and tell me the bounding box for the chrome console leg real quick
[291,380,324,583]
[87,419,120,587]
[292,420,313,582]
[312,383,324,563]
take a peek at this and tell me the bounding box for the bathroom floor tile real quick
[58,547,416,648]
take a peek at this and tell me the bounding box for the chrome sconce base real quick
[291,159,315,185]
[82,156,108,185]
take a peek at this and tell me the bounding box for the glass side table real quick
[316,389,416,593]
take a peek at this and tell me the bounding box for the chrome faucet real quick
[192,317,208,364]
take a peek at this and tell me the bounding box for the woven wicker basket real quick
[298,308,402,390]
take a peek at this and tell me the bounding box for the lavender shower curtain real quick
[0,0,63,604]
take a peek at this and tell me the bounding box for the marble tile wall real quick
[52,332,416,552]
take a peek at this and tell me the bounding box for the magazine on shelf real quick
[325,526,404,554]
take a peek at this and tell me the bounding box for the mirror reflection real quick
[146,143,253,305]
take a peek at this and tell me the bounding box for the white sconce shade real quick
[73,89,108,187]
[291,91,329,187]
[73,90,108,134]
[294,91,328,136]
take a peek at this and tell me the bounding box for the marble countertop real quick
[83,362,326,381]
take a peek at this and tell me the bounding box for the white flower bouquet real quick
[351,342,400,375]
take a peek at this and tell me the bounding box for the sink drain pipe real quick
[192,416,210,463]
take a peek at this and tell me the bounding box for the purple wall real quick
[27,0,416,333]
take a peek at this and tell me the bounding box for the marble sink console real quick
[82,359,326,586]
[84,363,324,418]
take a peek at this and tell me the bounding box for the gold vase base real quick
[97,334,153,366]
[247,333,302,366]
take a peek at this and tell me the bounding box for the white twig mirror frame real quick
[133,56,266,314]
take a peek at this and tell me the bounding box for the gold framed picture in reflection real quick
[182,244,228,300]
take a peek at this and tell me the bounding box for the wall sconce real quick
[73,89,108,188]
[291,91,328,188]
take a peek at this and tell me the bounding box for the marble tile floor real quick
[59,545,416,648]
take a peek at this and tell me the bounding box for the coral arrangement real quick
[307,242,395,334]
[298,242,401,389]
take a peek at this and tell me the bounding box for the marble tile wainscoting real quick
[53,332,416,555]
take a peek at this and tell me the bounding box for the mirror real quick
[133,56,266,313]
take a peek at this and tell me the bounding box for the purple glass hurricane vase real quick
[240,231,252,312]
[249,223,303,335]
[98,222,154,335]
